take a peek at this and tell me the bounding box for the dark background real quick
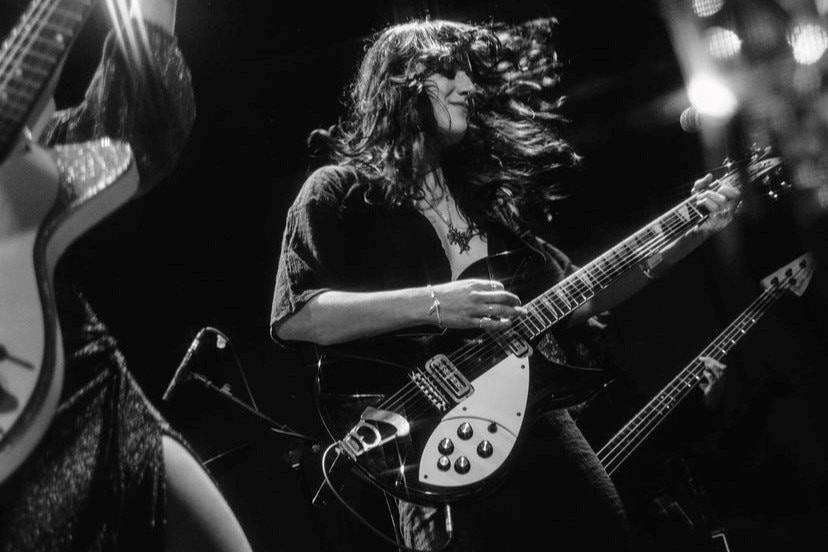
[4,0,828,550]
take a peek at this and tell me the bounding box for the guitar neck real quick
[514,197,708,340]
[0,0,97,159]
[509,151,786,342]
[596,285,785,476]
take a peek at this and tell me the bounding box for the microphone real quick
[163,327,208,402]
[680,106,701,133]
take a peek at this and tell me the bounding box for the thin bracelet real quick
[427,284,443,329]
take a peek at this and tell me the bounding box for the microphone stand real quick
[176,370,335,551]
[185,372,319,446]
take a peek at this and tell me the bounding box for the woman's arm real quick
[275,280,526,346]
[41,0,195,192]
[567,174,741,327]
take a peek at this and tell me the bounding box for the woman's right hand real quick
[429,279,527,330]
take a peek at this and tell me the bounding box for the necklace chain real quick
[421,194,476,254]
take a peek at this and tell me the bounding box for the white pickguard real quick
[419,353,530,488]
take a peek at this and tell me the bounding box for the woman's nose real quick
[455,71,476,96]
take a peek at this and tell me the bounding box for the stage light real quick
[687,73,738,118]
[692,0,724,18]
[788,21,828,65]
[706,26,742,59]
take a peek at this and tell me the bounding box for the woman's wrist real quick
[425,284,444,329]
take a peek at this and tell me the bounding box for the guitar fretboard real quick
[441,153,785,384]
[0,0,95,159]
[597,283,786,476]
[517,199,707,340]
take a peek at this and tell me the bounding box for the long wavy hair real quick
[311,17,581,248]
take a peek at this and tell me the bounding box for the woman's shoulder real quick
[292,164,379,213]
[293,165,363,206]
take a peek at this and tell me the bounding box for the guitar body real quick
[0,137,138,483]
[315,250,612,503]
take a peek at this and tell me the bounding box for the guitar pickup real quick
[424,354,473,402]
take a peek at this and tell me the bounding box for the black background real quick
[4,0,828,550]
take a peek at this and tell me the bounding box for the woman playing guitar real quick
[270,17,741,552]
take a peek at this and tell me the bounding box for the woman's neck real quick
[421,167,447,202]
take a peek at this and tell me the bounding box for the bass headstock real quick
[760,252,816,297]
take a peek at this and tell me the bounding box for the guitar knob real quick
[457,422,473,440]
[437,456,451,471]
[487,422,498,433]
[454,456,471,474]
[477,440,493,458]
[438,438,454,455]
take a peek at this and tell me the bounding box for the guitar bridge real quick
[338,406,410,459]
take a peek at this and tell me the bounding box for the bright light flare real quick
[692,0,724,18]
[104,0,153,73]
[706,27,742,60]
[788,22,828,65]
[687,74,738,118]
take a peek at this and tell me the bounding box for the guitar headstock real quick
[712,145,790,203]
[760,252,816,297]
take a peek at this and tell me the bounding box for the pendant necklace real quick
[421,194,476,254]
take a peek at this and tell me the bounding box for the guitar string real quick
[600,289,780,473]
[380,224,690,420]
[0,0,72,127]
[597,275,793,475]
[380,165,780,423]
[382,189,711,402]
[599,291,782,476]
[380,196,716,417]
[0,0,63,87]
[432,171,740,367]
[380,194,713,415]
[0,0,60,140]
[384,156,779,411]
[599,289,783,475]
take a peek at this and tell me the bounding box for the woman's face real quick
[425,69,475,147]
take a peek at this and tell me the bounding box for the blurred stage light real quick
[788,21,828,65]
[706,26,742,59]
[687,73,738,118]
[692,0,724,18]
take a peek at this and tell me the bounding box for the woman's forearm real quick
[568,226,711,326]
[275,288,435,346]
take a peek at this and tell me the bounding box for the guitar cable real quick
[321,443,455,552]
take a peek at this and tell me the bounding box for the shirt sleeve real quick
[40,20,196,194]
[269,166,351,344]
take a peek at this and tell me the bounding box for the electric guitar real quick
[596,252,815,476]
[0,0,139,484]
[315,147,788,504]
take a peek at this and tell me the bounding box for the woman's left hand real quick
[692,174,742,234]
[698,355,727,410]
